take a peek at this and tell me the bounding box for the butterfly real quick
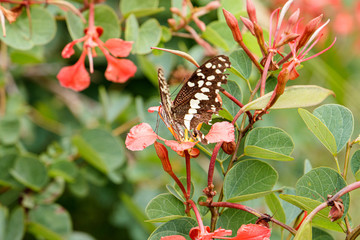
[158,55,231,143]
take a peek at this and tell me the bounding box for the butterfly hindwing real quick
[172,55,231,130]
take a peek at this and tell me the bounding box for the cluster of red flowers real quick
[57,4,136,91]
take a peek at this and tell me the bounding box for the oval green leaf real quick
[244,127,294,161]
[294,219,312,240]
[243,85,334,111]
[312,228,334,240]
[229,49,252,79]
[0,116,20,145]
[296,167,349,220]
[265,193,286,223]
[135,19,162,54]
[120,0,163,18]
[298,108,337,155]
[4,207,25,240]
[145,193,185,222]
[313,104,354,152]
[10,156,48,191]
[223,159,278,201]
[221,80,243,118]
[148,217,197,240]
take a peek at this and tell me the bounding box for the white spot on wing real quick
[195,93,209,100]
[207,75,215,80]
[217,82,222,87]
[201,87,210,92]
[212,65,216,69]
[215,69,222,74]
[205,63,212,68]
[190,99,200,109]
[218,64,222,67]
[188,108,197,114]
[206,82,212,86]
[198,80,204,87]
[215,89,219,94]
[197,72,205,78]
[219,57,226,62]
[225,63,230,67]
[188,81,195,87]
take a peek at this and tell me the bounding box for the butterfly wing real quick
[172,55,231,131]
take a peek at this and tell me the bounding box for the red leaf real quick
[164,140,196,152]
[104,38,133,57]
[125,123,158,151]
[105,56,137,83]
[231,224,271,240]
[205,122,235,143]
[56,52,90,91]
[161,235,186,240]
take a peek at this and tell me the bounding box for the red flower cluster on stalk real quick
[57,3,136,91]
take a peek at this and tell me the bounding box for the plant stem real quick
[112,117,140,136]
[185,151,191,197]
[343,140,352,180]
[334,155,341,173]
[189,200,205,234]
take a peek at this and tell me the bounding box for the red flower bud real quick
[222,8,242,42]
[221,141,236,155]
[240,16,255,35]
[154,141,172,173]
[246,0,257,23]
[275,33,300,48]
[297,14,323,50]
[205,1,221,11]
[188,148,200,158]
[286,9,300,33]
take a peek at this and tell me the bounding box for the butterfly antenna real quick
[170,77,187,97]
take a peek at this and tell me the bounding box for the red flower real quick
[56,51,90,91]
[230,224,271,240]
[57,3,136,91]
[189,226,232,240]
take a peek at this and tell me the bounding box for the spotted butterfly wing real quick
[158,55,231,141]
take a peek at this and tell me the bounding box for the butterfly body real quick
[158,55,231,142]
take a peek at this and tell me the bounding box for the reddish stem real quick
[189,199,205,234]
[168,171,187,198]
[185,151,191,198]
[221,90,252,122]
[207,142,223,187]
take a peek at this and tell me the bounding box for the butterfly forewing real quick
[172,55,231,130]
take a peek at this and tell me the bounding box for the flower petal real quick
[104,38,133,57]
[148,106,160,113]
[61,41,76,58]
[164,140,196,152]
[56,52,90,91]
[205,122,235,143]
[125,123,158,151]
[105,56,137,83]
[232,224,271,240]
[161,235,186,240]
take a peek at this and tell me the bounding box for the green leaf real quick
[350,150,360,181]
[135,19,162,54]
[137,55,158,86]
[145,193,185,222]
[223,159,278,201]
[202,21,235,51]
[121,0,163,18]
[217,0,244,20]
[296,167,349,218]
[280,194,343,232]
[265,193,286,223]
[34,178,65,204]
[312,228,334,240]
[221,80,242,118]
[244,127,294,161]
[166,184,185,202]
[72,129,125,174]
[68,232,96,240]
[227,189,279,203]
[174,177,194,200]
[0,6,56,50]
[294,220,312,240]
[229,49,252,79]
[10,156,48,191]
[125,14,139,43]
[197,196,209,216]
[148,217,197,240]
[68,173,89,198]
[9,46,44,64]
[313,104,354,152]
[0,154,21,188]
[4,207,25,240]
[28,204,72,240]
[0,116,20,145]
[298,108,337,155]
[49,161,78,182]
[216,209,257,237]
[242,85,334,111]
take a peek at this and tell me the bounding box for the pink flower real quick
[189,226,232,240]
[230,224,271,240]
[57,3,136,91]
[125,123,159,151]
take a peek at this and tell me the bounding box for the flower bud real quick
[246,0,257,23]
[167,18,177,29]
[154,141,172,173]
[286,9,300,33]
[328,197,344,222]
[275,33,300,48]
[297,14,323,50]
[223,8,242,42]
[221,141,236,155]
[240,16,255,35]
[205,1,221,11]
[170,7,182,16]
